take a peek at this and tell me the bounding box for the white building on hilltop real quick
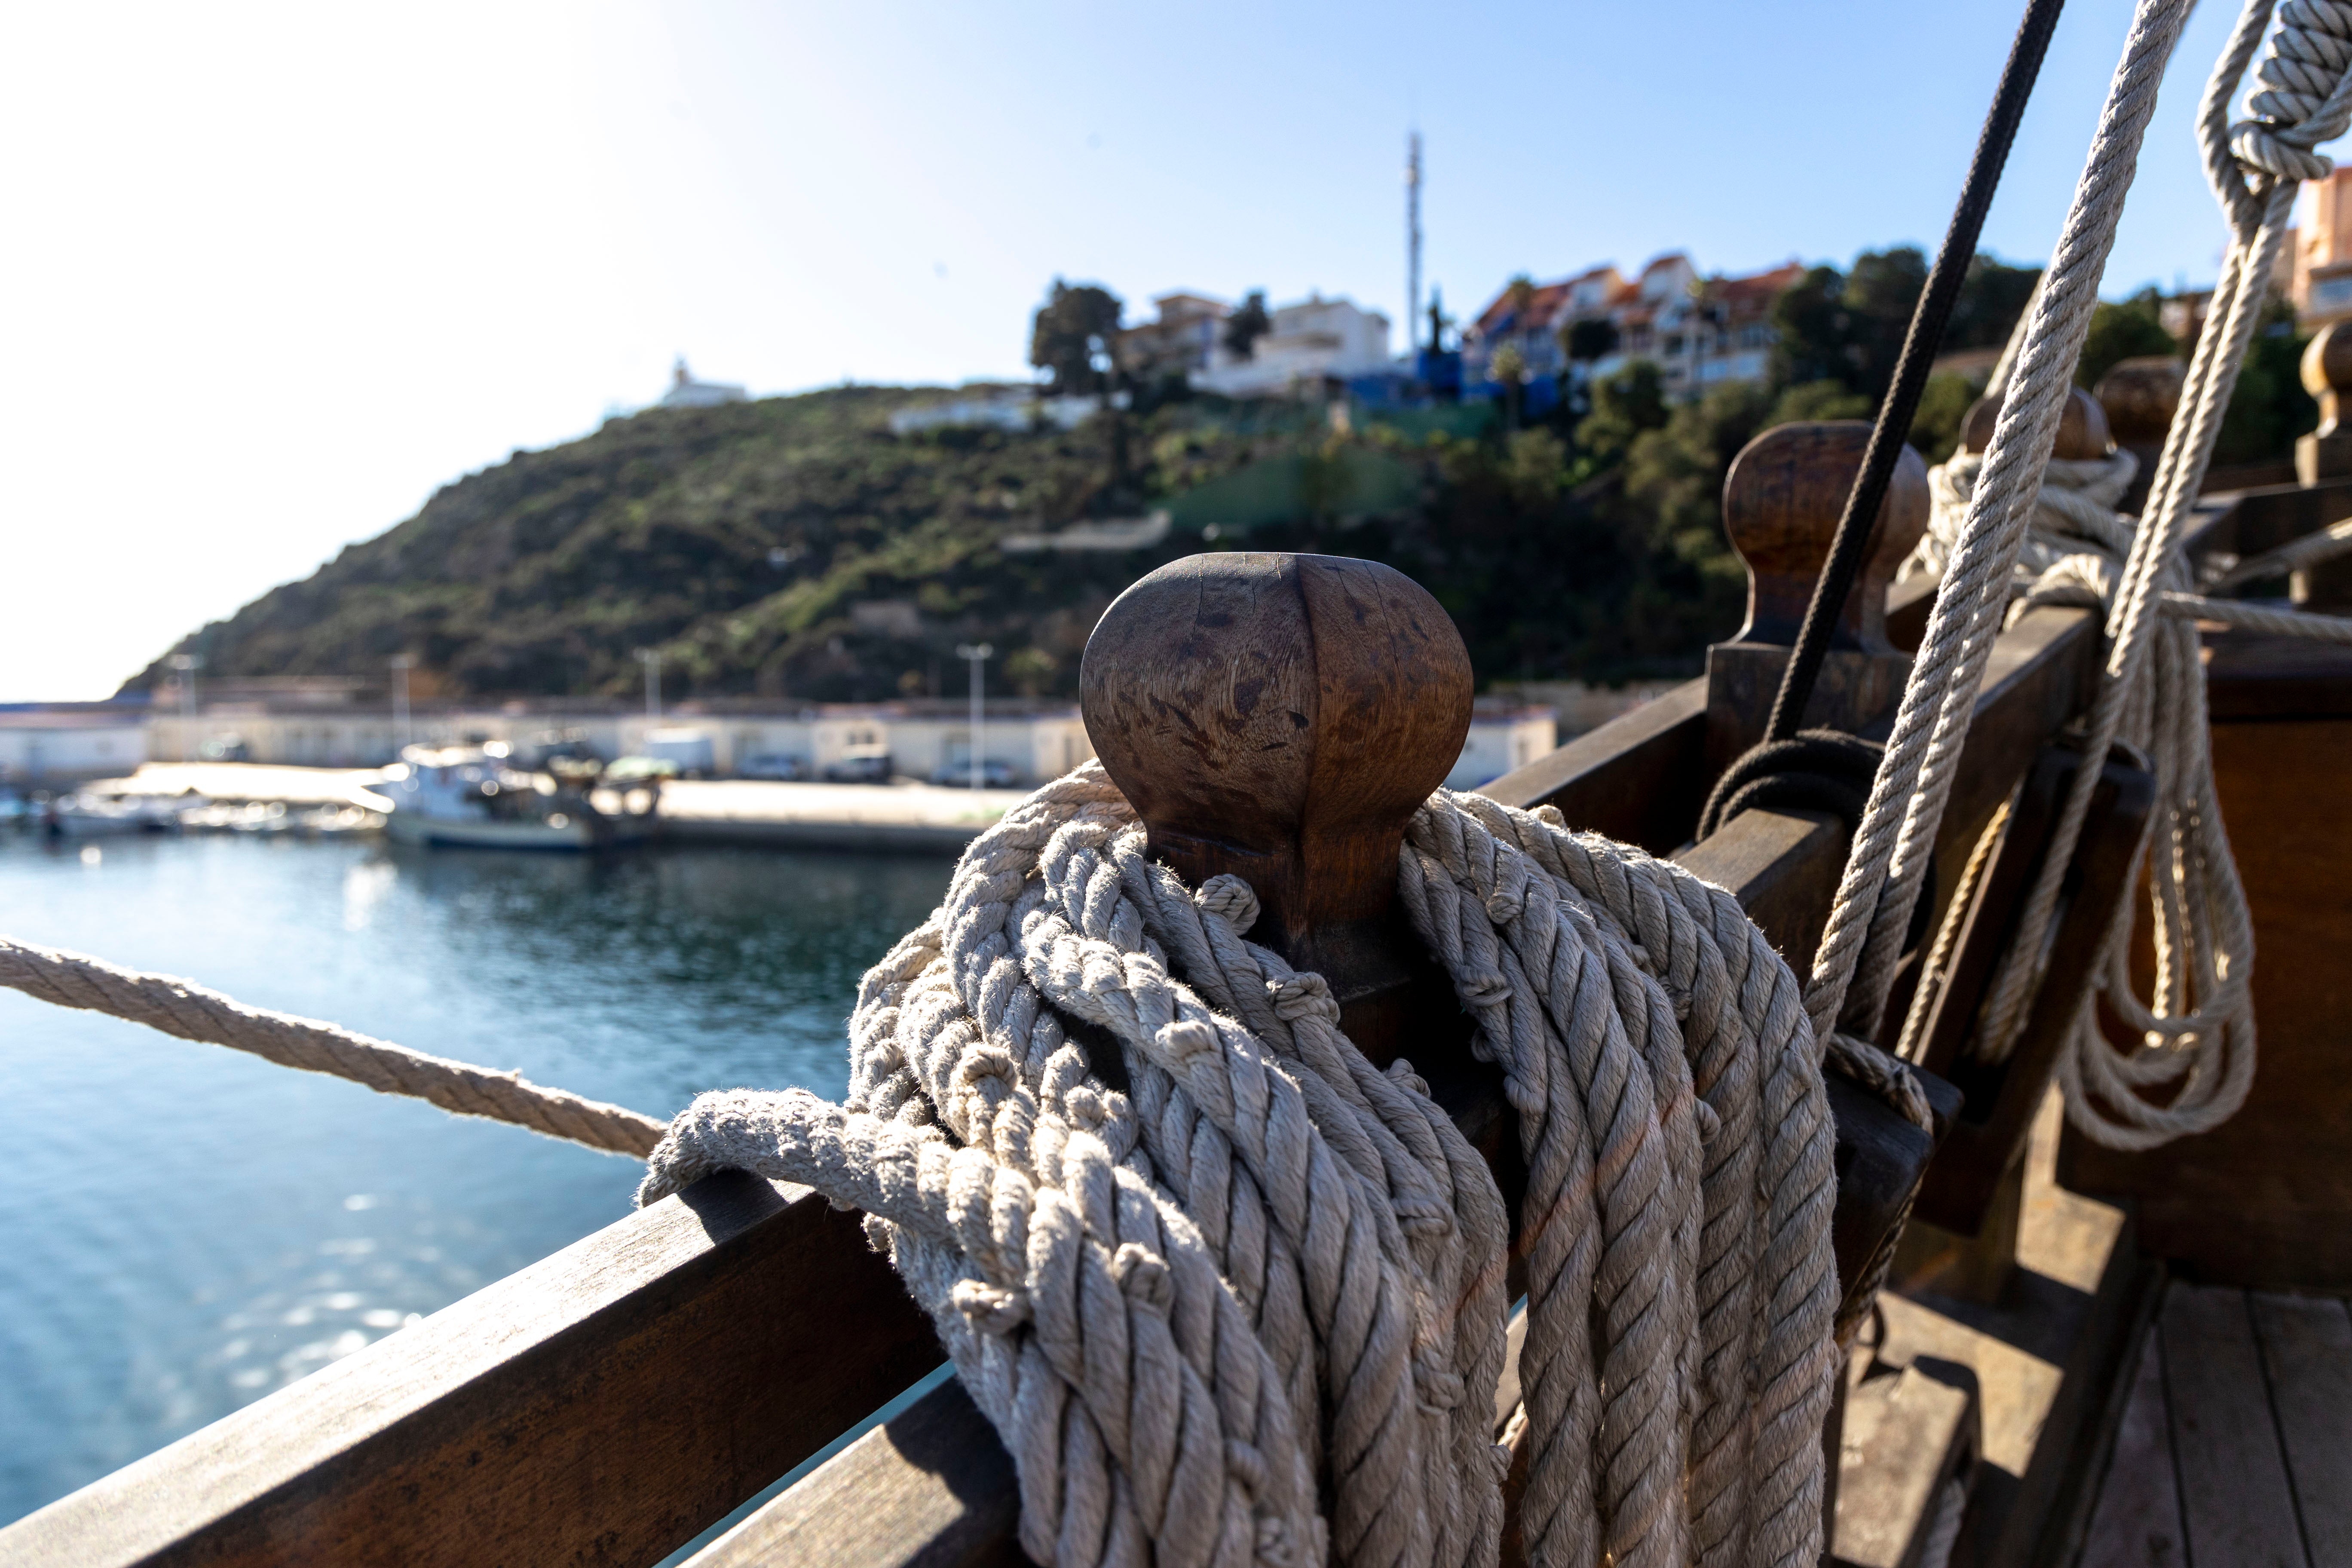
[659,358,747,409]
[1192,293,1391,398]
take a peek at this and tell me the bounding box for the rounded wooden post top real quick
[2094,356,2185,448]
[1720,421,1929,652]
[2302,321,2352,435]
[1080,552,1472,965]
[1960,384,2111,459]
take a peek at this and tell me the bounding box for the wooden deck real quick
[2076,1284,2352,1568]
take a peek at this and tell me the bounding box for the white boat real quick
[378,744,654,851]
[45,792,193,837]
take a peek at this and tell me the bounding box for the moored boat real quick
[377,743,655,851]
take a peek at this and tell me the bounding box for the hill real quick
[124,384,1749,705]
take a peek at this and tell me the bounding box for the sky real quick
[0,0,2284,701]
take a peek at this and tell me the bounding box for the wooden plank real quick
[2162,1283,2308,1568]
[2076,1315,2187,1568]
[1481,677,1707,854]
[1876,1090,2153,1568]
[684,1376,1024,1568]
[0,1171,941,1568]
[1677,806,1843,973]
[1830,1363,1976,1568]
[2250,1293,2352,1566]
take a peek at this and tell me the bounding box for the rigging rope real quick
[0,934,665,1156]
[1805,0,2202,1049]
[1919,0,2352,1150]
[1764,0,2067,747]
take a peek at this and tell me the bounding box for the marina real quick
[10,1,2352,1565]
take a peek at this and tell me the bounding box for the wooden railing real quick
[9,383,2351,1568]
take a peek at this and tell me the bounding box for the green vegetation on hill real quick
[128,383,1756,703]
[133,248,2318,707]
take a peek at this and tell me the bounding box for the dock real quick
[82,763,1025,854]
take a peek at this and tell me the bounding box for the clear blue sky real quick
[0,1,2272,699]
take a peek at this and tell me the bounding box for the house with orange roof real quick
[1463,253,1804,403]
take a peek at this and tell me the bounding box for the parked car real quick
[637,727,716,778]
[931,759,1019,788]
[737,753,807,781]
[820,750,894,784]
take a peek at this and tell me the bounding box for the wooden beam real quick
[1481,677,1707,854]
[683,1376,1025,1568]
[0,1172,940,1568]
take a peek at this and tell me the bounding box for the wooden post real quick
[1704,421,1930,774]
[1081,552,1477,1068]
[2294,322,2352,609]
[2093,355,2184,518]
[2295,320,2352,484]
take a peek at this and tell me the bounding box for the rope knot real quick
[1109,1240,1173,1314]
[1155,1017,1221,1064]
[1412,1353,1467,1413]
[1268,973,1339,1023]
[949,1276,1032,1333]
[1385,1057,1432,1099]
[1461,970,1513,1011]
[1196,874,1262,935]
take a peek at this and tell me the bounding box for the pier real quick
[82,762,1028,853]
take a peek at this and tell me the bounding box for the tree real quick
[1576,360,1669,465]
[1767,380,1872,426]
[2076,288,2177,390]
[1223,291,1272,361]
[1562,317,1620,364]
[1907,372,1979,464]
[1030,280,1124,399]
[2214,300,2318,464]
[1770,248,2037,404]
[1504,273,1536,321]
[1945,254,2041,352]
[1490,342,1529,428]
[1770,265,1856,389]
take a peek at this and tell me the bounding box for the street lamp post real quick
[954,643,992,790]
[167,654,202,761]
[634,648,662,721]
[389,655,415,754]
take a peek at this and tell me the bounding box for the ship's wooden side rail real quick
[8,460,2347,1568]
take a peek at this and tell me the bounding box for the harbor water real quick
[0,830,952,1525]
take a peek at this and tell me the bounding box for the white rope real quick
[1947,0,2352,1150]
[640,765,1840,1568]
[0,934,666,1156]
[2209,514,2352,587]
[1804,0,2200,1047]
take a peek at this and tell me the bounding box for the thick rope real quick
[1945,0,2352,1150]
[638,765,1838,1568]
[1805,0,2199,1047]
[0,934,665,1157]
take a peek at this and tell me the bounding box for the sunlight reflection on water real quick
[0,830,950,1523]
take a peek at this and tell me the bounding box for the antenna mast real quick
[1406,131,1422,357]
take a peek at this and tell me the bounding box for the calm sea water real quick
[0,830,952,1525]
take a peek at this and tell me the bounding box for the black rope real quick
[1698,730,1885,841]
[1763,0,2067,744]
[1698,729,1939,951]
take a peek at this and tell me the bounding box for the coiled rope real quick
[640,766,1839,1568]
